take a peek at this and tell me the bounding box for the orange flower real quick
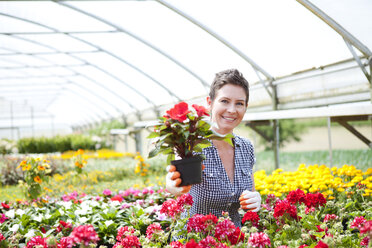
[17,160,27,169]
[34,176,42,184]
[75,161,84,168]
[37,165,45,171]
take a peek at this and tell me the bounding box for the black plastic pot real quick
[171,155,203,186]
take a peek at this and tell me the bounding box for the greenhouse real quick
[0,0,371,247]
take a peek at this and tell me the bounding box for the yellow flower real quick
[43,186,53,192]
[34,176,42,184]
[37,165,45,171]
[17,160,27,169]
[22,164,31,171]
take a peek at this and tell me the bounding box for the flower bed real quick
[0,164,371,247]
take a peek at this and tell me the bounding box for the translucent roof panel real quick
[0,0,370,137]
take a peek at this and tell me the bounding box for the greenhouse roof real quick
[0,0,371,138]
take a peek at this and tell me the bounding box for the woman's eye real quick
[236,102,244,106]
[221,99,228,103]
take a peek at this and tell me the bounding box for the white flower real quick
[105,220,114,227]
[15,209,25,216]
[5,209,15,218]
[9,224,19,232]
[32,214,43,222]
[24,229,35,238]
[79,216,89,223]
[58,201,72,209]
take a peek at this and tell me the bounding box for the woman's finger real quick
[171,171,181,180]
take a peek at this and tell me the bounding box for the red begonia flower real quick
[192,104,210,117]
[166,102,190,122]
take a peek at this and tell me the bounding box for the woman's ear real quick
[206,96,212,107]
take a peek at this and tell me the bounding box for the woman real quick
[166,69,261,227]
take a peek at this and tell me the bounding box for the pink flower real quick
[57,237,74,248]
[187,214,205,233]
[298,245,309,248]
[116,226,135,241]
[146,223,163,240]
[248,232,271,248]
[314,240,328,248]
[277,246,289,248]
[242,211,260,227]
[199,236,217,248]
[111,195,124,202]
[214,219,236,241]
[361,236,370,247]
[120,235,141,248]
[170,241,184,248]
[26,236,48,248]
[0,213,8,223]
[103,189,112,196]
[70,224,99,246]
[176,193,194,207]
[360,220,372,236]
[305,207,316,214]
[160,199,183,218]
[323,214,338,223]
[350,216,367,229]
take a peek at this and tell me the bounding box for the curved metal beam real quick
[296,0,372,58]
[55,1,210,90]
[0,13,150,113]
[155,0,274,81]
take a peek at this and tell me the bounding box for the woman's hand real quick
[165,165,191,197]
[239,190,261,212]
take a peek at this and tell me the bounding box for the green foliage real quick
[87,119,127,136]
[254,119,307,150]
[16,134,109,154]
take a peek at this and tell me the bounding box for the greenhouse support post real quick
[327,117,333,167]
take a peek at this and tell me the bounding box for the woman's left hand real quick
[239,190,261,212]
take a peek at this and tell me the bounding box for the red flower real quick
[185,239,201,248]
[26,236,48,248]
[304,193,326,208]
[170,241,184,248]
[160,199,183,218]
[323,214,338,223]
[202,213,218,233]
[216,244,229,248]
[176,193,194,207]
[70,224,99,246]
[116,226,135,241]
[56,220,73,233]
[199,236,217,248]
[248,232,271,248]
[0,214,8,223]
[361,236,370,247]
[350,216,367,229]
[228,227,245,245]
[187,214,205,233]
[57,237,74,248]
[273,199,299,220]
[192,104,210,117]
[286,189,306,205]
[214,219,236,241]
[360,220,372,236]
[242,211,260,227]
[111,195,124,202]
[0,233,5,241]
[1,202,9,209]
[146,223,163,239]
[165,102,190,122]
[314,240,328,248]
[120,235,141,248]
[298,245,309,248]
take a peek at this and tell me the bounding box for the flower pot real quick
[171,155,203,186]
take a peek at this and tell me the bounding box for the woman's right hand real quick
[165,165,191,197]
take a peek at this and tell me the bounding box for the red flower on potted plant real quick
[148,101,232,185]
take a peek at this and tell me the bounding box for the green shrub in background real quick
[17,134,110,154]
[254,119,307,150]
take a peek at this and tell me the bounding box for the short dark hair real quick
[209,69,249,105]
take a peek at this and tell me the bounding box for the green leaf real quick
[147,132,160,139]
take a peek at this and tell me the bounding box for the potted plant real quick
[148,101,233,186]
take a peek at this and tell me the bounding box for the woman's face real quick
[207,84,247,135]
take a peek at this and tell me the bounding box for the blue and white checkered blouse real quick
[188,134,256,227]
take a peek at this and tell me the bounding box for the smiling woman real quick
[166,69,262,227]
